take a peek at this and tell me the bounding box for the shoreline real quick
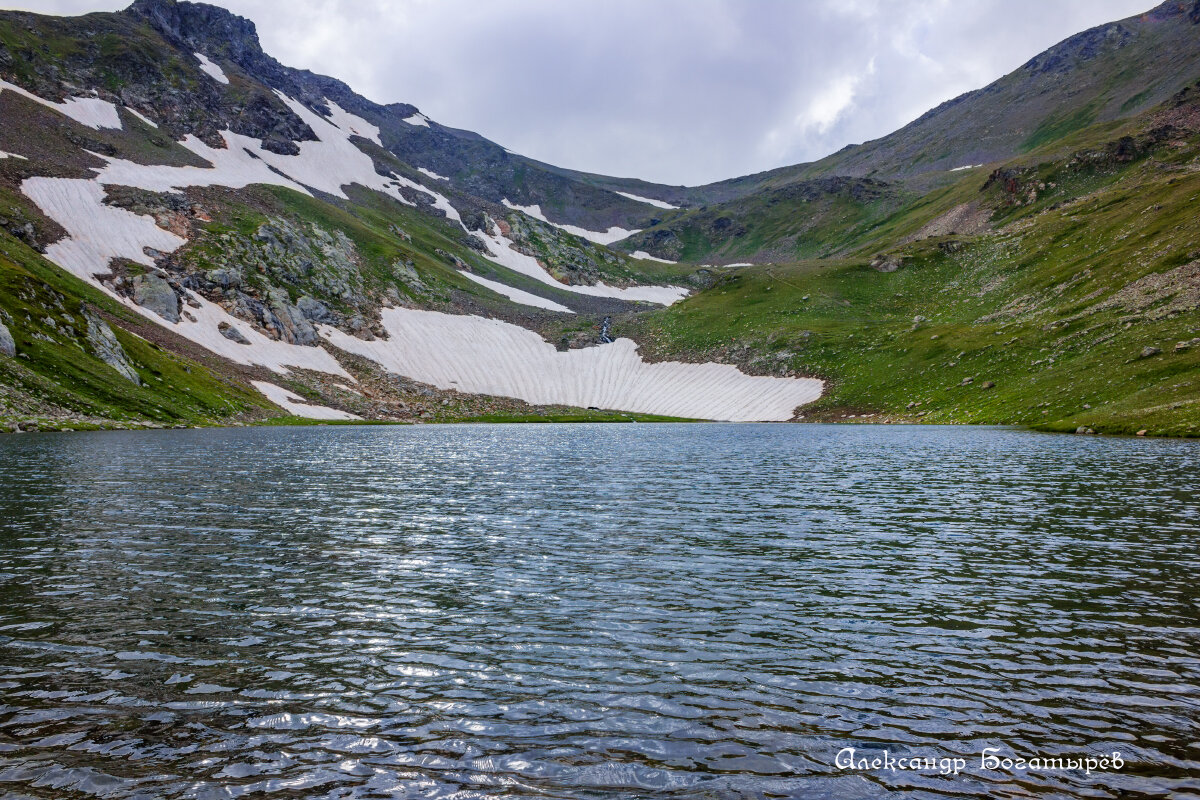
[1,416,1194,439]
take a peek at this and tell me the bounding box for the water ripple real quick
[0,423,1197,798]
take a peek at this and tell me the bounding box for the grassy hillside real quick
[622,97,1200,436]
[0,226,275,431]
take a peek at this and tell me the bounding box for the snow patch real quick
[390,173,460,223]
[0,151,27,160]
[251,381,360,420]
[322,308,823,422]
[417,167,449,181]
[631,250,676,264]
[402,113,430,128]
[170,296,351,377]
[950,164,983,171]
[24,178,185,283]
[459,271,574,313]
[501,199,549,222]
[725,263,754,268]
[501,199,640,246]
[614,191,678,210]
[194,53,229,85]
[0,79,122,130]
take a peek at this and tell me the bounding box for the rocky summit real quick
[0,0,1197,435]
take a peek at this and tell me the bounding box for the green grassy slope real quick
[622,102,1200,437]
[0,229,274,431]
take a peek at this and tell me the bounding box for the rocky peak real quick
[124,0,390,125]
[125,0,263,62]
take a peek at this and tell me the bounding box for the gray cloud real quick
[3,0,1155,184]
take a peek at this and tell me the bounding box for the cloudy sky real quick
[5,0,1155,185]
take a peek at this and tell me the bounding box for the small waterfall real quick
[599,316,614,344]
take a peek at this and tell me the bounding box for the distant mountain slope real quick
[125,0,698,231]
[681,0,1200,207]
[0,0,682,233]
[622,1,1200,265]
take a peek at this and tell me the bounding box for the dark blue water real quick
[0,423,1197,799]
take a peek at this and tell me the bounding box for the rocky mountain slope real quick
[0,0,823,428]
[0,0,1196,435]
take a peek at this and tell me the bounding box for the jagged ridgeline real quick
[0,0,1197,433]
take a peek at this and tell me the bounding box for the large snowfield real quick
[5,82,822,421]
[323,309,823,422]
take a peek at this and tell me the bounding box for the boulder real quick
[1139,345,1162,359]
[217,321,251,344]
[870,254,904,273]
[206,268,242,290]
[132,273,180,323]
[84,309,140,384]
[0,321,15,357]
[296,295,334,323]
[268,289,318,346]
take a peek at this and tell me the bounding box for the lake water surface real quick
[0,423,1197,799]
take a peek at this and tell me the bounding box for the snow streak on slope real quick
[480,225,688,305]
[251,381,361,420]
[0,80,122,129]
[501,200,640,246]
[459,271,574,313]
[0,151,27,160]
[322,101,381,144]
[22,177,351,378]
[323,308,823,422]
[417,167,449,181]
[631,250,677,264]
[614,191,679,210]
[194,53,229,85]
[402,113,431,128]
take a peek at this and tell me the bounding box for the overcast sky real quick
[4,0,1156,185]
